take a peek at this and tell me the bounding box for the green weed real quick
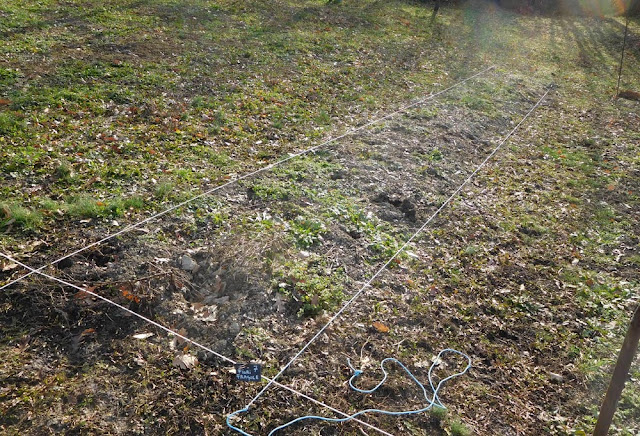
[0,67,20,86]
[327,202,403,262]
[430,405,448,422]
[428,148,443,162]
[274,258,345,317]
[54,162,73,182]
[450,418,471,436]
[289,216,326,248]
[415,106,440,120]
[0,112,23,135]
[315,110,331,125]
[154,181,175,200]
[248,180,298,200]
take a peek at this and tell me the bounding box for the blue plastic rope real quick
[227,348,471,435]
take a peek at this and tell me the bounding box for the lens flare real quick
[612,0,628,14]
[499,0,631,16]
[575,0,629,15]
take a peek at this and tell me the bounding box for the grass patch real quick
[0,202,42,230]
[153,181,176,200]
[449,418,471,436]
[63,195,144,219]
[0,195,146,233]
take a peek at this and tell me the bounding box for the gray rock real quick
[229,322,241,336]
[548,372,564,383]
[203,295,230,305]
[179,255,198,272]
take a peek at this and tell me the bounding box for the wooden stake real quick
[431,0,441,22]
[615,16,629,97]
[593,305,640,436]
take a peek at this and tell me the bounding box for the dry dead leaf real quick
[372,321,390,333]
[170,327,188,350]
[21,240,46,253]
[172,354,198,370]
[193,305,218,323]
[74,290,90,300]
[1,261,19,272]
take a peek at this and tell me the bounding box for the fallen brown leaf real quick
[172,354,198,370]
[372,321,390,333]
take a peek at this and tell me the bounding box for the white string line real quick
[0,252,393,436]
[0,66,495,292]
[244,87,552,410]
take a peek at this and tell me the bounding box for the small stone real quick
[204,295,230,305]
[179,255,198,272]
[229,322,241,336]
[549,372,564,383]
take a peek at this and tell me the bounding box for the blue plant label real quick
[235,363,262,382]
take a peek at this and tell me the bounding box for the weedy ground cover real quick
[1,0,639,435]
